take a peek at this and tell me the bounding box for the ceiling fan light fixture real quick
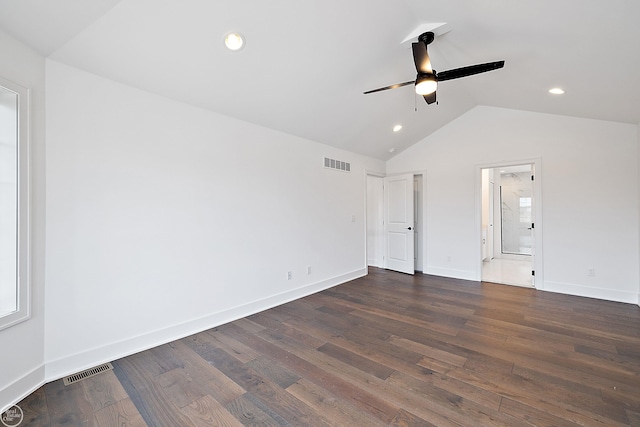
[224,32,245,51]
[415,74,437,95]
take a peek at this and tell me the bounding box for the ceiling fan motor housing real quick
[418,32,435,45]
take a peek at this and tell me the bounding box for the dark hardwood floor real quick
[12,268,640,426]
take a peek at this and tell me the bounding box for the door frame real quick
[365,172,385,268]
[365,170,427,273]
[475,158,544,289]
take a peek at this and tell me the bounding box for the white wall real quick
[44,60,385,379]
[0,30,46,412]
[388,105,639,304]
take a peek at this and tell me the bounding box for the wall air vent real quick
[323,157,351,172]
[63,362,114,386]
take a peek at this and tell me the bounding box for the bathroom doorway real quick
[481,164,535,287]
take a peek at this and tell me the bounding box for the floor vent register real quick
[63,362,114,386]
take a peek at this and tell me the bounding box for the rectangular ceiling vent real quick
[63,362,113,386]
[324,157,351,173]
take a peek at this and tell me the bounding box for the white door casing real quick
[383,174,415,275]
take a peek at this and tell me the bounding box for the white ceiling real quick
[1,0,639,160]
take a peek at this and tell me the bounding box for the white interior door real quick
[384,174,414,274]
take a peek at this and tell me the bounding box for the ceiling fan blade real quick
[423,91,437,105]
[412,42,433,74]
[363,80,415,95]
[437,61,505,82]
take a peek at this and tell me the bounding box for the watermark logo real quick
[1,405,23,427]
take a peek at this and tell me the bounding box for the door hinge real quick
[531,175,534,181]
[531,222,534,229]
[532,270,535,276]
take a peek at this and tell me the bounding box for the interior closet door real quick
[383,174,414,274]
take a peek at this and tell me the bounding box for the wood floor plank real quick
[197,345,334,426]
[113,357,197,427]
[245,355,301,389]
[255,320,470,426]
[171,339,246,406]
[498,397,582,427]
[389,408,438,427]
[387,335,467,367]
[205,328,261,363]
[126,342,185,377]
[13,386,50,427]
[453,319,640,391]
[180,394,244,427]
[316,342,396,380]
[286,378,388,427]
[81,370,130,412]
[93,397,147,427]
[43,379,97,426]
[269,322,326,349]
[13,268,640,426]
[626,410,640,426]
[385,370,523,427]
[448,362,631,426]
[155,367,207,409]
[222,322,401,423]
[223,394,282,426]
[510,364,630,424]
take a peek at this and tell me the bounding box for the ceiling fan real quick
[364,32,505,105]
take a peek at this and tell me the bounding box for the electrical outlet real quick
[587,268,595,277]
[447,255,451,263]
[287,271,292,280]
[307,266,312,275]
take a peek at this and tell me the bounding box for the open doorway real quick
[481,164,534,287]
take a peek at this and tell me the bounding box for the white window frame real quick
[0,77,30,331]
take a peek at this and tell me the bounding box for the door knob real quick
[407,227,412,230]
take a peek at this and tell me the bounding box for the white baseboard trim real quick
[0,364,45,414]
[367,259,383,268]
[423,266,478,282]
[544,280,639,305]
[45,268,366,383]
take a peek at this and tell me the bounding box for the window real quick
[519,196,532,223]
[0,77,30,330]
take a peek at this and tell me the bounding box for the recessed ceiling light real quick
[549,87,565,95]
[393,124,403,132]
[224,32,245,51]
[388,148,396,153]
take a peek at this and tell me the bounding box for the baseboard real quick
[544,280,639,305]
[0,364,45,414]
[367,259,383,268]
[424,266,478,282]
[45,268,366,383]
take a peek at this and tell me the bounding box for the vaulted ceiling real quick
[1,0,639,160]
